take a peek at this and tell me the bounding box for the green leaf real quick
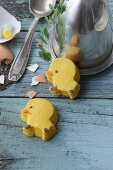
[61,5,66,13]
[40,28,44,37]
[49,4,54,12]
[43,27,49,38]
[39,50,51,62]
[37,0,66,62]
[57,3,66,14]
[45,17,50,26]
[40,35,47,44]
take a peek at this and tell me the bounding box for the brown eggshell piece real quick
[27,91,37,99]
[0,45,14,65]
[34,73,47,83]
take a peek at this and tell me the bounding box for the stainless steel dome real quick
[53,0,112,67]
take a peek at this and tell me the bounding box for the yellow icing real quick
[21,98,57,141]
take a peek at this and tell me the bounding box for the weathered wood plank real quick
[0,31,112,98]
[0,0,113,98]
[0,98,113,170]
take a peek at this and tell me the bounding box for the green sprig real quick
[37,0,66,62]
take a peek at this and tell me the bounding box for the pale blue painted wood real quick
[0,32,112,98]
[0,98,113,170]
[0,0,112,98]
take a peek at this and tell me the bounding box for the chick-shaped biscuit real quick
[21,98,57,141]
[46,58,80,100]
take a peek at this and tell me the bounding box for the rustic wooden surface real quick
[0,0,113,170]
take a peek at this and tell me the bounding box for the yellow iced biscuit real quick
[65,45,81,63]
[46,58,80,100]
[21,98,57,141]
[2,28,13,39]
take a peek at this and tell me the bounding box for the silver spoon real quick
[8,0,56,81]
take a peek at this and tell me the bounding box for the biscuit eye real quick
[30,106,33,109]
[55,70,58,73]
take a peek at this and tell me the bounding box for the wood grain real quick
[0,1,112,98]
[0,98,113,170]
[0,31,112,98]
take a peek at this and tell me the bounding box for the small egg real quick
[1,24,14,39]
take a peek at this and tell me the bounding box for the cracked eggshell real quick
[0,6,21,43]
[0,45,14,65]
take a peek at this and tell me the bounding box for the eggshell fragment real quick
[27,91,37,99]
[27,64,39,72]
[31,77,39,86]
[0,6,21,43]
[34,73,46,83]
[0,45,14,65]
[0,75,4,84]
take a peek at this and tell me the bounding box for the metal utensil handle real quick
[8,17,39,81]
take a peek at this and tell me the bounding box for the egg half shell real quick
[0,45,14,65]
[0,6,21,43]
